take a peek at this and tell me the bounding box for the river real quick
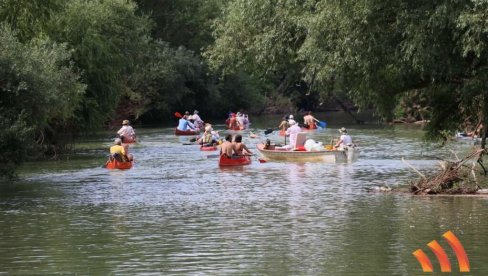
[1,114,487,275]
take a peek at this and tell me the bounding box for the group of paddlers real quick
[177,110,205,132]
[219,134,253,158]
[278,111,322,132]
[225,112,250,130]
[108,120,137,163]
[106,110,353,165]
[277,112,353,150]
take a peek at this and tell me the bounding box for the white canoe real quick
[455,132,481,143]
[256,144,359,163]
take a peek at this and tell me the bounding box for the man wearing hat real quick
[285,119,302,149]
[117,119,137,143]
[334,127,353,149]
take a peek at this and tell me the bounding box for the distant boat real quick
[256,144,359,163]
[175,128,199,136]
[455,132,481,142]
[105,159,133,170]
[200,145,218,151]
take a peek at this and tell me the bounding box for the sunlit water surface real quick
[1,118,488,275]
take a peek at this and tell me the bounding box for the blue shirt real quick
[177,118,193,131]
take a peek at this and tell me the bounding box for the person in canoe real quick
[285,119,302,150]
[227,113,239,129]
[110,138,133,162]
[236,112,246,130]
[191,110,204,130]
[117,120,136,143]
[233,134,253,156]
[303,111,318,129]
[278,116,289,134]
[287,114,295,126]
[334,127,353,149]
[243,114,250,128]
[177,114,196,132]
[220,134,234,157]
[197,124,218,146]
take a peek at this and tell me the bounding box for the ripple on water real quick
[2,125,488,274]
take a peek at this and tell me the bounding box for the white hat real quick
[289,115,294,119]
[194,110,199,114]
[288,119,296,125]
[114,138,122,144]
[339,127,347,133]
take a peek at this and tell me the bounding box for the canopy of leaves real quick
[48,0,153,127]
[0,24,85,178]
[206,0,488,140]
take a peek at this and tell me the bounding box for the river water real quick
[1,115,488,275]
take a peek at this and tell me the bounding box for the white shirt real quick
[192,113,202,122]
[236,116,245,126]
[286,125,302,147]
[117,125,135,138]
[340,134,353,146]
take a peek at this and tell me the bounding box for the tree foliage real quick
[3,0,488,178]
[48,0,153,127]
[0,25,85,178]
[206,0,488,141]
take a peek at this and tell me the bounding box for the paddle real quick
[174,112,182,118]
[313,118,327,129]
[264,128,276,135]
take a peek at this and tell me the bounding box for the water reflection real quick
[1,123,487,274]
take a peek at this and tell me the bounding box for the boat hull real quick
[256,144,359,163]
[219,155,251,166]
[106,160,133,170]
[121,137,136,143]
[200,145,218,151]
[455,132,481,143]
[175,128,199,136]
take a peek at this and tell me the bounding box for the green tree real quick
[0,25,85,178]
[136,0,223,53]
[48,0,153,127]
[207,0,488,147]
[0,0,62,41]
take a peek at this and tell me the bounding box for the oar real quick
[313,118,327,128]
[174,112,182,118]
[264,128,277,135]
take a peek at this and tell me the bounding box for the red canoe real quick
[175,128,199,136]
[200,145,217,151]
[219,155,251,166]
[106,159,133,170]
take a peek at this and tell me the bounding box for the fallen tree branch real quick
[402,158,426,180]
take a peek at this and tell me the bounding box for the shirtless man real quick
[220,134,234,157]
[303,111,317,129]
[233,134,252,156]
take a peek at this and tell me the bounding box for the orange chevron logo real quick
[412,231,470,273]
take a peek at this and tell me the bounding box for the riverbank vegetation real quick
[1,0,487,178]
